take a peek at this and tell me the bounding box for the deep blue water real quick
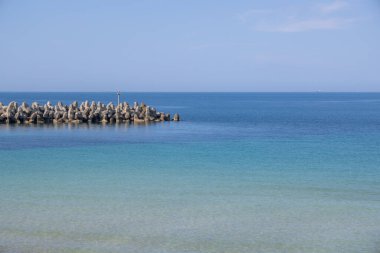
[0,92,380,253]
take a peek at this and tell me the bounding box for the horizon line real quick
[1,91,380,93]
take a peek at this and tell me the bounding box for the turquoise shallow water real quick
[0,93,380,253]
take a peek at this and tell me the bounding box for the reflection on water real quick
[0,121,165,130]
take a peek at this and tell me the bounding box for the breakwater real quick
[0,101,180,124]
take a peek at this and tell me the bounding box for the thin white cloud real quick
[238,1,354,33]
[319,0,347,13]
[237,9,274,23]
[256,18,354,32]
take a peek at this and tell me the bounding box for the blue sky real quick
[0,0,379,91]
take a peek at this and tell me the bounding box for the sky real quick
[0,0,379,92]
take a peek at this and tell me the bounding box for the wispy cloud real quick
[237,9,274,24]
[319,0,347,13]
[256,18,354,32]
[238,1,354,33]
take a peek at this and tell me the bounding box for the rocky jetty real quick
[0,101,180,124]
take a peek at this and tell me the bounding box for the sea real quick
[0,92,379,253]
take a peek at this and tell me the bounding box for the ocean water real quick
[0,92,380,253]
